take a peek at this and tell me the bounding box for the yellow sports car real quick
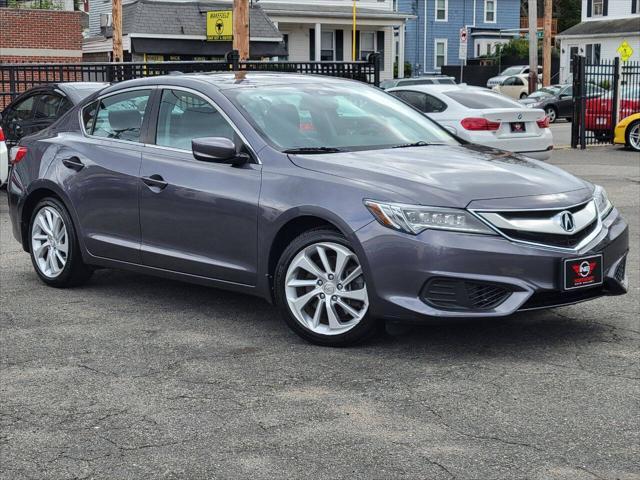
[614,113,640,152]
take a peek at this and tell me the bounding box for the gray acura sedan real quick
[6,73,628,346]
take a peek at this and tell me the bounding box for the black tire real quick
[520,92,528,99]
[274,228,380,347]
[565,117,572,122]
[625,120,640,152]
[28,197,93,288]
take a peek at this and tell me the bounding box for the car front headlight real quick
[593,185,613,218]
[364,200,496,235]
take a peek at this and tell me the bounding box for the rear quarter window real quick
[443,90,522,109]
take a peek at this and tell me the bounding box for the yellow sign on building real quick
[617,41,634,62]
[206,11,233,41]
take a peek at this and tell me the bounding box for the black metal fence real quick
[0,51,381,109]
[571,56,640,148]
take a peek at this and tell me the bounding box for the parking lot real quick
[0,146,638,480]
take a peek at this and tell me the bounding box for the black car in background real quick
[1,82,108,148]
[519,83,607,123]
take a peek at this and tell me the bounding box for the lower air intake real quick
[614,257,626,283]
[421,277,512,312]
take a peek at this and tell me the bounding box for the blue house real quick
[398,0,521,74]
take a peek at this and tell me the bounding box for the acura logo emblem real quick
[559,211,575,232]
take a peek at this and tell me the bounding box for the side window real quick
[391,91,428,112]
[503,77,515,86]
[6,95,36,123]
[156,89,235,150]
[513,77,524,86]
[92,89,151,142]
[82,100,99,133]
[423,94,447,113]
[33,94,64,121]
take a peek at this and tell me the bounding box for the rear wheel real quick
[544,106,558,123]
[29,198,93,287]
[625,120,640,152]
[274,228,379,346]
[520,92,528,99]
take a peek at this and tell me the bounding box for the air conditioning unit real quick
[100,13,112,27]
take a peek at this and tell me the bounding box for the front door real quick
[139,88,261,285]
[62,88,153,263]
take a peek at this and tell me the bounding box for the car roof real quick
[98,72,363,94]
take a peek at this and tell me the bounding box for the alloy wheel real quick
[31,206,68,278]
[628,123,640,151]
[545,107,557,123]
[284,242,369,336]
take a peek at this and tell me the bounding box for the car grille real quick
[474,200,600,250]
[421,277,512,311]
[499,218,598,248]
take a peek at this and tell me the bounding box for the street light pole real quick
[528,0,538,93]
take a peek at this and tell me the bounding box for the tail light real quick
[536,117,550,128]
[0,127,4,142]
[460,117,500,131]
[12,146,28,165]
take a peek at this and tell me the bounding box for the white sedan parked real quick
[388,84,553,160]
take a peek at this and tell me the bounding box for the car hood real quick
[289,144,592,208]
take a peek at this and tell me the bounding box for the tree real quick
[522,0,581,33]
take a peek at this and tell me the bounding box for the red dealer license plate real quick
[563,254,603,290]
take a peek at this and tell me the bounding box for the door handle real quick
[141,174,168,190]
[62,156,84,171]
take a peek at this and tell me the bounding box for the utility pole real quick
[233,0,250,61]
[112,0,123,62]
[527,0,538,93]
[542,0,552,86]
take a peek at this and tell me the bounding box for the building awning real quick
[131,38,287,57]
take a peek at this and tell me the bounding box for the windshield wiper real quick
[391,141,434,149]
[283,146,344,154]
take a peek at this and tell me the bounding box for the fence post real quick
[8,66,16,102]
[571,55,580,149]
[579,55,587,149]
[226,50,240,71]
[368,52,381,87]
[611,56,621,141]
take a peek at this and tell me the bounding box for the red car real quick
[585,86,640,140]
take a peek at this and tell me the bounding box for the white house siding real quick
[88,0,113,37]
[581,0,640,21]
[559,34,640,83]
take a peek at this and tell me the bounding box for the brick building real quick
[0,8,85,63]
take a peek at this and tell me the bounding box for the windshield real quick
[501,66,524,76]
[224,83,458,152]
[443,90,522,109]
[528,86,562,98]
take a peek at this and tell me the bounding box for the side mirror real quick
[192,137,249,166]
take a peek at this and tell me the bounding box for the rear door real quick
[62,87,153,263]
[139,87,261,285]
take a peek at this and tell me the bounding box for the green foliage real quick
[394,62,412,79]
[555,0,581,32]
[7,0,62,9]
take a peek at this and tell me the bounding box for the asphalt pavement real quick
[1,146,639,480]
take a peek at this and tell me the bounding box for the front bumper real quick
[355,208,628,321]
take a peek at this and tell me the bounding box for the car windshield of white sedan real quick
[501,66,524,76]
[224,84,458,152]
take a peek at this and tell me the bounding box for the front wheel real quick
[29,197,93,287]
[626,120,640,152]
[274,228,379,346]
